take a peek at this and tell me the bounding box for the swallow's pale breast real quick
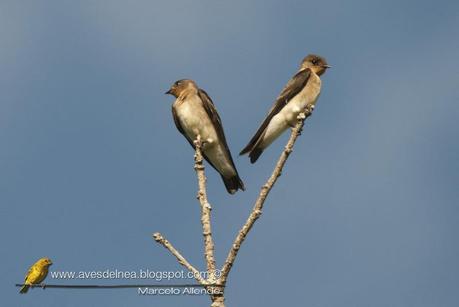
[174,96,235,178]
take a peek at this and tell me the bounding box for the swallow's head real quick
[37,257,53,267]
[301,54,330,76]
[165,79,197,98]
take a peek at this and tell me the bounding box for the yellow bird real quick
[20,257,53,294]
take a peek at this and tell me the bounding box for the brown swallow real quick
[240,54,330,163]
[166,79,245,194]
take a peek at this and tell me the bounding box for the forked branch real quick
[153,106,313,307]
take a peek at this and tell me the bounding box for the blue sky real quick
[1,1,458,306]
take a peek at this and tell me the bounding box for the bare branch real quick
[219,108,313,284]
[152,232,206,285]
[153,106,312,307]
[193,135,217,282]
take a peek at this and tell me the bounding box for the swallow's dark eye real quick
[312,59,318,65]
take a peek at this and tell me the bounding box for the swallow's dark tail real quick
[19,285,29,294]
[240,139,264,164]
[248,148,263,164]
[240,145,264,164]
[239,143,252,156]
[222,174,245,194]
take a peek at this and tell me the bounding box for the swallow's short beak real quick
[165,89,172,95]
[323,64,331,69]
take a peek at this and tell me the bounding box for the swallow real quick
[166,79,245,194]
[240,54,330,163]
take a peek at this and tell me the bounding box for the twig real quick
[219,108,312,284]
[152,233,206,285]
[193,136,217,282]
